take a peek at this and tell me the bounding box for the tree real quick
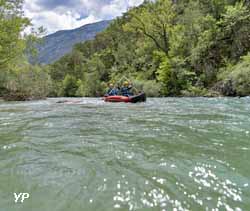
[4,59,52,100]
[47,0,250,97]
[61,74,78,97]
[218,2,250,61]
[124,0,177,55]
[0,0,30,68]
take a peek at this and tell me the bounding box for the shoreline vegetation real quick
[1,0,250,101]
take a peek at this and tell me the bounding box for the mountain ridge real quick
[31,20,111,64]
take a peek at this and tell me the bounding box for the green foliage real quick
[25,26,47,62]
[218,2,250,61]
[181,86,208,97]
[132,79,161,97]
[83,72,106,97]
[124,0,176,55]
[47,0,250,97]
[155,52,173,95]
[142,80,161,97]
[221,54,250,96]
[0,0,30,68]
[61,74,78,97]
[0,0,52,101]
[4,61,52,100]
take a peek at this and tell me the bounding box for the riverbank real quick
[0,85,249,102]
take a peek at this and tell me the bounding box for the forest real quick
[1,0,250,100]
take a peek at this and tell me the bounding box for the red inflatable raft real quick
[104,92,146,103]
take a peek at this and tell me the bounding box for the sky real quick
[24,0,144,34]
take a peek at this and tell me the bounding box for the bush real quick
[4,65,52,100]
[61,74,78,97]
[83,72,106,97]
[181,86,208,97]
[142,80,161,97]
[230,56,250,96]
[218,54,250,96]
[75,79,85,97]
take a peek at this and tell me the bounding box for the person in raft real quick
[120,81,133,97]
[105,83,119,96]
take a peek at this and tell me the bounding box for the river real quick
[0,98,249,211]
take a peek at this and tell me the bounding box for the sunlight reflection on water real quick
[0,97,249,211]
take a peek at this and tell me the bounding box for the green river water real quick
[0,98,249,211]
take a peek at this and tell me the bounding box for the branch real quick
[132,15,168,54]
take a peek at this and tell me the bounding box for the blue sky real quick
[24,0,144,34]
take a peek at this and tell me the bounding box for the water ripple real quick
[0,97,250,211]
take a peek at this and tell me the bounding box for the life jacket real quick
[120,86,133,96]
[107,88,118,96]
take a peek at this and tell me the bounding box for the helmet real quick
[109,83,114,87]
[123,81,129,86]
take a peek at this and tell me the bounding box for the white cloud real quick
[24,0,144,34]
[24,8,99,34]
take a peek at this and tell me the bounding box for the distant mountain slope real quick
[32,20,111,64]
